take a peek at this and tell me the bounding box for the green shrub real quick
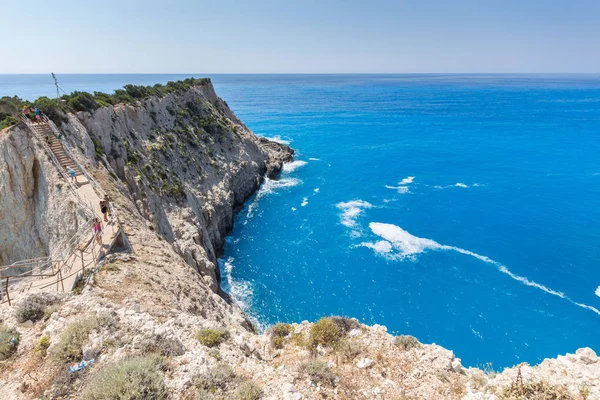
[196,328,229,348]
[193,362,236,392]
[81,355,166,400]
[35,96,68,124]
[272,336,285,350]
[336,339,362,361]
[139,334,185,358]
[15,293,56,323]
[236,380,263,400]
[36,336,51,356]
[271,323,292,337]
[0,325,20,360]
[330,316,359,333]
[64,91,99,113]
[0,96,23,120]
[93,91,117,108]
[299,359,336,386]
[291,332,306,347]
[394,335,421,351]
[197,390,218,400]
[270,323,292,349]
[501,380,573,400]
[309,317,343,348]
[52,318,97,363]
[0,115,19,130]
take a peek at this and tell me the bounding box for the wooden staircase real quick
[35,123,84,177]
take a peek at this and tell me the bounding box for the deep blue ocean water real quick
[3,74,600,368]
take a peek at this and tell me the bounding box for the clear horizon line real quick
[1,72,600,75]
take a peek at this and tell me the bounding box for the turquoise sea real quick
[3,73,600,368]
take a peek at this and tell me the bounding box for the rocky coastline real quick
[0,80,598,399]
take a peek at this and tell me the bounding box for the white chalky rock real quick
[357,358,375,369]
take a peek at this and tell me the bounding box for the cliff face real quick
[0,126,84,266]
[58,81,292,291]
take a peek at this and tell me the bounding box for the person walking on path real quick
[65,165,76,183]
[93,218,103,246]
[100,198,109,222]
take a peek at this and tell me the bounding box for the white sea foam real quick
[359,240,393,254]
[282,160,307,173]
[336,200,373,228]
[223,257,253,310]
[301,197,308,207]
[262,135,290,145]
[385,185,410,194]
[399,176,415,185]
[365,222,600,317]
[370,223,442,257]
[596,286,600,297]
[309,157,321,161]
[291,207,297,211]
[246,177,301,220]
[314,188,320,193]
[434,182,481,189]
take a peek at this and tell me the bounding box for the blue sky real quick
[1,0,599,73]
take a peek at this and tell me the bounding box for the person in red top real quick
[92,218,103,246]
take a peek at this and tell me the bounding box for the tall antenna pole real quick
[51,72,60,103]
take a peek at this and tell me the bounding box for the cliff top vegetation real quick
[0,77,211,130]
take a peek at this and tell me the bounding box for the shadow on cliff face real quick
[0,126,83,266]
[53,81,292,294]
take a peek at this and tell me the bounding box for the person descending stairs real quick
[37,123,85,182]
[0,114,122,304]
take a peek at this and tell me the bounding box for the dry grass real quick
[299,358,337,386]
[500,380,573,400]
[0,325,20,360]
[309,317,344,349]
[394,335,421,351]
[236,380,263,400]
[81,355,167,400]
[196,328,230,348]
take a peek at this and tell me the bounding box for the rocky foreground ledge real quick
[1,294,598,399]
[1,80,598,399]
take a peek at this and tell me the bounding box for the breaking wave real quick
[361,222,600,316]
[301,197,308,207]
[222,257,265,331]
[399,176,415,185]
[596,286,600,297]
[282,160,308,173]
[223,257,253,310]
[246,177,301,220]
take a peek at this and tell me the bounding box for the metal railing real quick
[0,219,108,305]
[18,115,96,218]
[45,116,121,228]
[0,114,124,304]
